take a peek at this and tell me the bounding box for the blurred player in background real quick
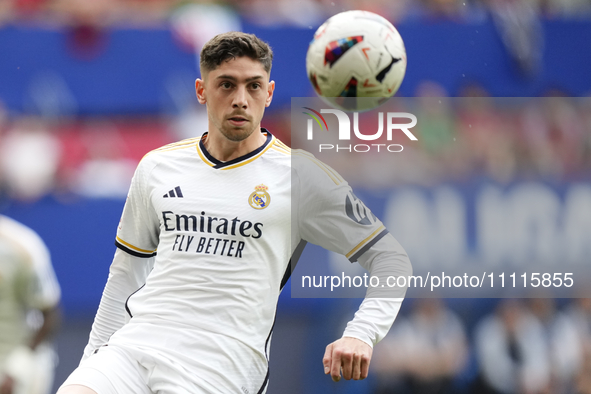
[372,298,468,394]
[58,31,411,394]
[0,212,61,394]
[473,299,550,394]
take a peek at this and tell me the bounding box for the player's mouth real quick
[228,116,249,127]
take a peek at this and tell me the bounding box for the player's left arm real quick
[323,233,411,381]
[293,153,412,382]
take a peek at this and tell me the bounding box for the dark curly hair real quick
[200,32,273,75]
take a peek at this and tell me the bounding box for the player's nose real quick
[232,86,248,109]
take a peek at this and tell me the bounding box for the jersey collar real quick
[197,128,275,170]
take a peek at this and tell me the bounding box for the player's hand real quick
[323,337,373,382]
[0,375,15,394]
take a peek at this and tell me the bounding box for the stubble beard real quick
[219,123,257,142]
[211,111,261,142]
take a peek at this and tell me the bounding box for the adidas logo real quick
[163,186,184,198]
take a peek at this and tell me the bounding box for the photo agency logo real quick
[301,106,418,153]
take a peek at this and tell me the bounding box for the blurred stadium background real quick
[1,0,591,393]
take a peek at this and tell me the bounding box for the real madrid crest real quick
[249,184,271,209]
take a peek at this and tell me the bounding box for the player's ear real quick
[196,78,206,104]
[265,80,275,107]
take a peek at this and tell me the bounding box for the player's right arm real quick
[81,250,154,361]
[81,157,159,361]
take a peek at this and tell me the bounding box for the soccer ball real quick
[305,10,407,112]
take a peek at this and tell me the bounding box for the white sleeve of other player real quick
[24,227,61,310]
[0,215,61,309]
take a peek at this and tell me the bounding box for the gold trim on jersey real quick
[292,150,344,185]
[224,136,276,170]
[196,138,217,167]
[197,133,277,170]
[116,236,157,254]
[142,138,200,160]
[345,225,386,259]
[271,144,291,155]
[154,138,200,152]
[274,140,291,152]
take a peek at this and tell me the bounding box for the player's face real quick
[195,57,275,142]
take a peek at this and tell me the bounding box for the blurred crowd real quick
[372,297,591,394]
[294,90,591,189]
[0,107,174,201]
[0,93,590,200]
[0,0,590,28]
[407,86,591,186]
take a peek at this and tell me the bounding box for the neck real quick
[204,128,267,162]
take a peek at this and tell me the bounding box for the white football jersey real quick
[0,215,61,364]
[109,129,389,393]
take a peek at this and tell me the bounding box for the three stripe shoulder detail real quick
[271,139,291,155]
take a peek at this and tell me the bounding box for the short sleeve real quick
[115,159,160,258]
[293,151,389,262]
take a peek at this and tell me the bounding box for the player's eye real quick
[220,82,233,89]
[250,83,261,90]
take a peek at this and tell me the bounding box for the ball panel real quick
[324,36,364,68]
[305,10,406,112]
